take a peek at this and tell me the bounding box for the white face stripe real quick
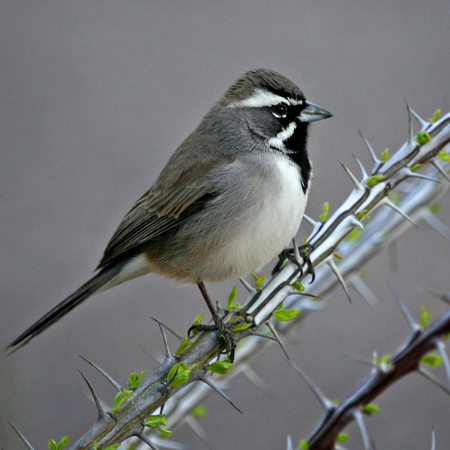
[230,88,303,108]
[267,121,297,151]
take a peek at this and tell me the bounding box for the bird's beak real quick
[298,101,333,123]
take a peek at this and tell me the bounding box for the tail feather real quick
[7,261,127,352]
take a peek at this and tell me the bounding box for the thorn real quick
[338,160,365,191]
[152,318,172,357]
[401,167,440,183]
[353,410,371,450]
[136,431,161,450]
[303,214,319,227]
[8,423,35,450]
[239,277,256,294]
[431,158,450,182]
[325,257,352,303]
[417,286,450,305]
[200,376,242,413]
[348,276,380,309]
[418,367,450,396]
[151,317,183,341]
[252,332,277,342]
[353,155,369,183]
[288,360,333,410]
[349,216,364,230]
[286,435,294,450]
[407,104,429,129]
[266,321,290,359]
[405,100,415,146]
[431,427,436,450]
[79,355,121,392]
[358,131,382,173]
[344,353,378,370]
[386,281,421,333]
[435,339,450,389]
[242,365,275,399]
[380,197,418,227]
[421,212,450,242]
[78,370,107,419]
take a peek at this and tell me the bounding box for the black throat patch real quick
[283,122,312,193]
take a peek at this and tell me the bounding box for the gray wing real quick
[97,149,229,269]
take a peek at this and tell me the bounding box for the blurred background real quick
[1,1,450,449]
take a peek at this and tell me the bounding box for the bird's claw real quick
[188,319,236,363]
[272,243,315,283]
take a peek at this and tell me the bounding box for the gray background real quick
[1,1,450,449]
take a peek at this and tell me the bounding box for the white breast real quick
[206,154,308,282]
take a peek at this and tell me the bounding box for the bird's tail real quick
[7,258,130,353]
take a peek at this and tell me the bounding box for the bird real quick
[8,68,331,354]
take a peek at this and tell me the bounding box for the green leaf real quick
[380,353,391,364]
[292,281,305,292]
[410,163,422,172]
[252,273,265,289]
[365,175,386,187]
[168,362,191,387]
[430,109,441,123]
[362,403,380,414]
[302,235,308,245]
[438,149,450,161]
[145,414,173,438]
[207,360,233,375]
[421,352,443,367]
[227,286,241,309]
[231,322,253,332]
[319,201,329,221]
[104,445,120,450]
[48,440,58,450]
[357,209,370,220]
[57,437,70,450]
[275,302,283,311]
[335,433,349,442]
[299,439,309,450]
[154,426,173,437]
[420,305,432,329]
[128,370,146,389]
[416,131,431,145]
[333,252,342,260]
[429,203,443,214]
[192,404,207,418]
[273,308,300,322]
[381,148,389,162]
[111,387,133,413]
[92,442,98,450]
[145,414,167,427]
[176,334,192,355]
[347,227,361,242]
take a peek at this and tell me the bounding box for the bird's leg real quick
[272,243,316,283]
[188,281,236,362]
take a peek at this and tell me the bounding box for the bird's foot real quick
[272,243,316,283]
[188,313,237,363]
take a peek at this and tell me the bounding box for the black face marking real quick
[283,121,312,193]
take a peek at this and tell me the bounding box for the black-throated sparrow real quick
[9,69,331,353]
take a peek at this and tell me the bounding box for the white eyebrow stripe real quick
[230,88,290,108]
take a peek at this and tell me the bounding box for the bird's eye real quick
[272,104,288,118]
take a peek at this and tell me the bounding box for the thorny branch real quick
[10,107,450,449]
[303,298,450,450]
